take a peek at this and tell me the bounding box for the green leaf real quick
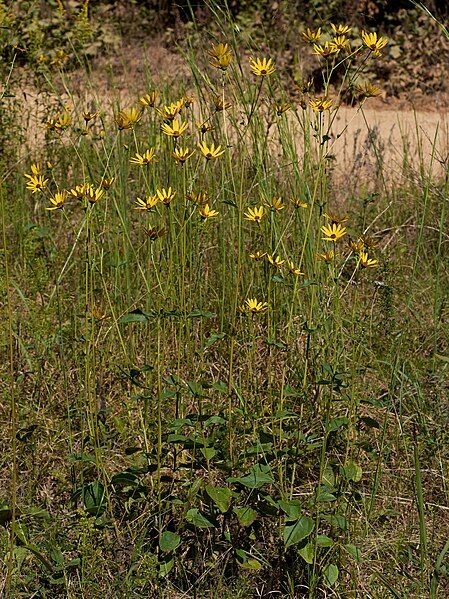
[233,506,258,527]
[83,481,106,515]
[204,332,226,348]
[228,464,274,489]
[206,485,233,513]
[185,508,215,528]
[324,563,339,586]
[298,542,315,564]
[159,531,181,553]
[316,534,334,548]
[343,461,362,482]
[326,417,349,432]
[119,309,149,324]
[187,309,216,319]
[344,543,362,562]
[235,550,262,570]
[284,516,314,548]
[159,556,174,577]
[278,499,302,520]
[200,447,216,460]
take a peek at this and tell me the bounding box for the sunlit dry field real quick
[1,2,449,597]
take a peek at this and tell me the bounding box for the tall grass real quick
[1,3,448,597]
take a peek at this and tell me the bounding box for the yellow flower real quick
[244,206,265,223]
[313,42,338,57]
[249,250,266,261]
[354,82,382,98]
[211,95,232,112]
[265,197,285,212]
[172,147,195,164]
[161,119,188,138]
[348,238,364,253]
[187,191,209,206]
[198,141,225,160]
[359,250,378,268]
[182,95,194,108]
[273,102,291,116]
[360,235,378,250]
[24,173,48,193]
[239,298,268,314]
[361,30,388,54]
[266,254,285,270]
[291,198,308,208]
[129,148,157,165]
[249,57,276,77]
[198,204,219,220]
[100,177,115,190]
[157,99,184,121]
[302,27,321,43]
[208,43,233,70]
[309,97,333,112]
[29,163,41,175]
[55,112,71,129]
[46,191,68,210]
[70,183,92,199]
[115,107,142,130]
[323,211,349,225]
[145,226,166,240]
[198,121,215,135]
[85,187,105,204]
[317,250,335,262]
[332,35,350,51]
[134,195,159,211]
[139,91,158,108]
[321,223,347,241]
[287,260,304,276]
[82,111,97,123]
[208,42,231,59]
[331,23,351,35]
[156,187,176,205]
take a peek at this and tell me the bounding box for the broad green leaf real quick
[206,485,232,513]
[326,417,349,432]
[298,542,315,564]
[119,310,149,324]
[324,563,339,586]
[185,508,214,528]
[284,516,314,548]
[187,309,216,319]
[159,556,174,577]
[228,464,274,489]
[83,481,106,515]
[344,543,362,562]
[204,332,226,348]
[159,531,181,553]
[233,506,258,527]
[278,499,302,520]
[343,461,363,482]
[316,535,334,548]
[200,447,216,460]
